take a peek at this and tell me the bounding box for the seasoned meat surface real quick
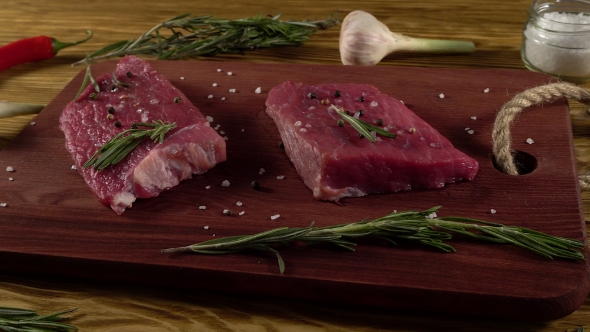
[265,81,478,201]
[60,55,226,214]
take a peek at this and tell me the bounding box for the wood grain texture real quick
[0,0,589,330]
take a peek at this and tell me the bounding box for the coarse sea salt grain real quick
[259,168,266,175]
[224,136,229,141]
[207,94,213,99]
[8,177,13,181]
[217,69,222,72]
[219,130,225,135]
[439,93,445,99]
[0,203,6,207]
[212,83,218,87]
[227,71,233,76]
[30,121,36,125]
[471,116,477,120]
[6,166,14,172]
[199,206,206,210]
[205,185,211,189]
[427,212,437,219]
[484,88,490,93]
[277,175,285,180]
[229,88,236,93]
[270,214,280,220]
[204,225,209,229]
[526,138,535,144]
[180,76,185,80]
[468,129,475,135]
[71,165,77,170]
[206,116,214,122]
[236,201,243,206]
[221,97,226,101]
[239,211,245,216]
[490,209,497,214]
[370,101,378,107]
[221,180,230,187]
[255,87,262,94]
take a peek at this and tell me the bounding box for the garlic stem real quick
[0,101,45,119]
[340,10,475,66]
[400,36,476,54]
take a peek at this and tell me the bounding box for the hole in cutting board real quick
[491,150,538,175]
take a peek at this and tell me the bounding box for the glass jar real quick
[521,0,590,83]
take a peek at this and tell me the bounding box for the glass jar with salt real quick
[521,0,590,83]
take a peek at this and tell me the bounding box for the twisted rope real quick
[491,82,590,188]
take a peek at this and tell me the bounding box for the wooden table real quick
[1,0,589,330]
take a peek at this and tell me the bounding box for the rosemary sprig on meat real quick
[73,66,100,101]
[73,13,339,65]
[332,104,397,142]
[161,206,586,274]
[0,306,78,332]
[84,120,177,171]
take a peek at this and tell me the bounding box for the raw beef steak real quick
[265,81,478,201]
[60,55,226,214]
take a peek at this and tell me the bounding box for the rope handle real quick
[492,82,590,188]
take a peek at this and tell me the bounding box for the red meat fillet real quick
[265,81,478,201]
[60,55,226,214]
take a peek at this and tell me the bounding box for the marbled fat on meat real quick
[265,81,478,201]
[60,55,226,214]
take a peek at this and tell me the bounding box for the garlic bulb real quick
[340,10,475,66]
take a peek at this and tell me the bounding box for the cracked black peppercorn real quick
[107,107,115,114]
[174,97,181,104]
[334,90,341,97]
[126,71,132,78]
[310,92,316,99]
[89,93,98,100]
[251,180,260,190]
[376,118,383,126]
[359,96,365,102]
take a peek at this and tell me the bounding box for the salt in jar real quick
[521,0,590,83]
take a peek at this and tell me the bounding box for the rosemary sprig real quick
[73,66,100,101]
[73,13,339,65]
[0,306,78,332]
[84,120,177,171]
[331,105,397,142]
[161,206,586,274]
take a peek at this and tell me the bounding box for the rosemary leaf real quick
[162,206,586,273]
[73,13,338,65]
[331,105,397,142]
[73,66,98,101]
[84,120,176,171]
[0,307,78,332]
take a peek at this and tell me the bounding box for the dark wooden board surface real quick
[0,60,587,321]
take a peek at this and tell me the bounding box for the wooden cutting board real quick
[0,60,587,321]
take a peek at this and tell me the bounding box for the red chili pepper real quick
[0,30,92,71]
